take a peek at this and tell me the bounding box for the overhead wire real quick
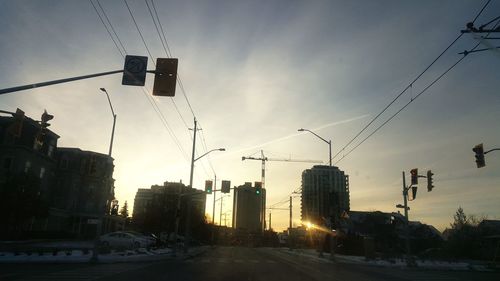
[90,0,189,162]
[335,24,498,165]
[330,0,493,164]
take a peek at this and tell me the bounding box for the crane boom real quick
[241,150,323,190]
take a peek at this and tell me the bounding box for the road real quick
[1,246,499,281]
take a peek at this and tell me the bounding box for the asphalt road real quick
[1,246,499,281]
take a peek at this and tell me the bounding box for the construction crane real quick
[242,150,323,189]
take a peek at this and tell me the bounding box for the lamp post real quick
[91,87,117,263]
[298,128,333,258]
[100,88,117,157]
[298,128,332,166]
[183,119,225,252]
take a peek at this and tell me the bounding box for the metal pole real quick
[185,118,197,253]
[269,212,272,230]
[402,171,411,262]
[328,140,332,166]
[402,171,408,221]
[289,196,292,230]
[212,174,217,225]
[189,118,197,189]
[109,115,116,156]
[0,70,124,95]
[220,196,223,226]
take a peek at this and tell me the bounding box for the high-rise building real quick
[132,181,206,234]
[232,182,266,233]
[301,165,350,227]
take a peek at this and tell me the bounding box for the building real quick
[0,109,123,238]
[232,182,266,233]
[301,165,350,227]
[132,181,206,234]
[52,147,122,237]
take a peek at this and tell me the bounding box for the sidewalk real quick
[0,246,210,264]
[277,248,498,272]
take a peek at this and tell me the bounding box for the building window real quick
[24,161,31,173]
[60,157,69,169]
[39,167,45,179]
[3,157,12,170]
[47,144,54,157]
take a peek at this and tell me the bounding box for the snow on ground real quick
[278,248,489,271]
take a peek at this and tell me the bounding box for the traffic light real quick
[41,110,53,128]
[7,108,25,137]
[221,180,231,193]
[153,58,178,96]
[410,168,418,185]
[411,186,418,200]
[254,181,262,195]
[473,143,485,168]
[427,170,434,192]
[205,180,213,194]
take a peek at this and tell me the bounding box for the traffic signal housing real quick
[205,180,213,194]
[221,180,231,193]
[254,182,262,195]
[427,170,434,192]
[410,168,418,185]
[153,58,178,96]
[473,143,485,168]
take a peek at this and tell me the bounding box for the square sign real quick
[221,180,231,193]
[153,58,178,96]
[122,55,148,86]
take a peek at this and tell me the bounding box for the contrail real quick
[229,114,370,155]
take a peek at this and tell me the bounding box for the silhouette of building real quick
[232,182,266,233]
[132,181,206,234]
[301,165,350,227]
[0,109,123,238]
[52,147,122,237]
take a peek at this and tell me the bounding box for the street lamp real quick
[91,87,117,263]
[190,148,225,188]
[298,128,332,166]
[99,88,117,157]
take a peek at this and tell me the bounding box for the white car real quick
[100,231,154,249]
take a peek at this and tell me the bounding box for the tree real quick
[451,206,468,230]
[119,201,129,218]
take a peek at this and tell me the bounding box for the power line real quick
[123,0,156,66]
[335,50,472,165]
[90,0,189,162]
[89,0,124,58]
[96,0,127,55]
[330,0,492,163]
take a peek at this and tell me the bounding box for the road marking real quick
[218,258,228,263]
[201,258,210,263]
[235,259,243,263]
[266,259,277,263]
[250,259,259,263]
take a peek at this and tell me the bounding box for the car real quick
[100,231,154,249]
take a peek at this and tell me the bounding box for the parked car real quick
[124,231,158,245]
[100,231,154,249]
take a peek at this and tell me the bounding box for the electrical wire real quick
[330,0,493,163]
[90,0,189,162]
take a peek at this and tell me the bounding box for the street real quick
[1,246,499,281]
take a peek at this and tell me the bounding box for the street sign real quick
[153,58,178,96]
[122,55,148,86]
[221,180,231,193]
[87,219,99,224]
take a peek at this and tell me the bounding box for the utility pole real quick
[185,117,199,253]
[402,171,409,221]
[212,174,217,225]
[220,195,224,226]
[289,196,292,230]
[269,212,272,230]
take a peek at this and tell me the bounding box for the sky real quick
[1,0,499,232]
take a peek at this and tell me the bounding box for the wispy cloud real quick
[228,114,370,155]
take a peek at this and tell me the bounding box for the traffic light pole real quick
[212,174,217,225]
[402,171,409,221]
